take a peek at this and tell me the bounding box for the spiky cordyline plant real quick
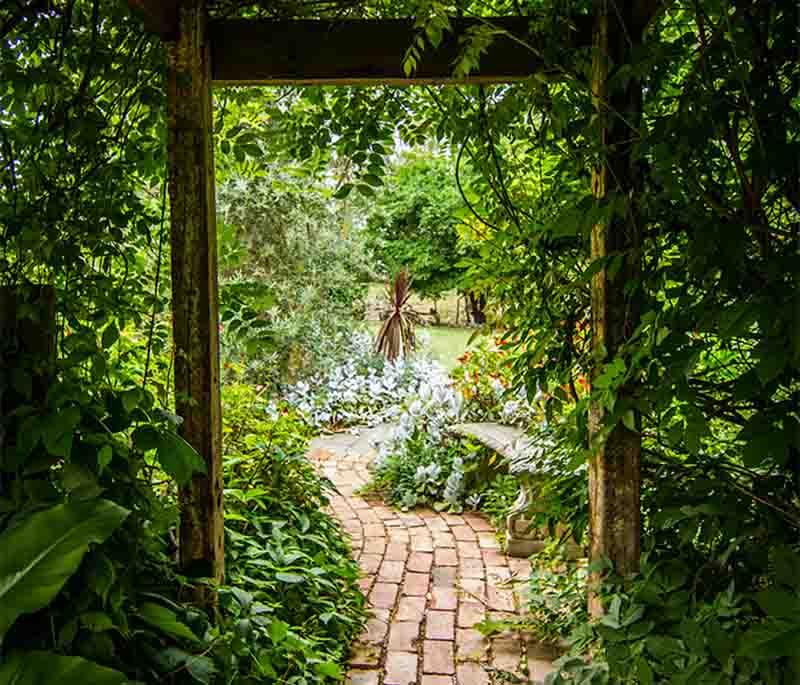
[375,269,421,361]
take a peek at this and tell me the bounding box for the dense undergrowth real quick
[0,364,364,684]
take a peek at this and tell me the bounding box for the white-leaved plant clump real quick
[371,366,473,509]
[374,367,463,467]
[282,331,448,429]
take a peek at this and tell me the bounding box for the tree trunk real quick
[166,0,225,596]
[467,291,487,325]
[587,0,654,617]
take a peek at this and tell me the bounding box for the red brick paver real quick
[309,428,551,685]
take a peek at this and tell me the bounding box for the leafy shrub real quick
[451,338,535,425]
[216,171,372,388]
[548,547,800,685]
[0,354,364,685]
[507,420,589,544]
[284,331,446,430]
[216,384,367,683]
[477,473,520,531]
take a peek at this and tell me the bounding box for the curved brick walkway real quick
[309,426,557,685]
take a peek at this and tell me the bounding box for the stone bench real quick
[449,421,582,559]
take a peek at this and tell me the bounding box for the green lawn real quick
[367,323,481,371]
[419,326,480,370]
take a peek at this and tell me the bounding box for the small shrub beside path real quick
[308,426,558,685]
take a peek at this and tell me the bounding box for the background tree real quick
[216,167,373,385]
[364,150,488,323]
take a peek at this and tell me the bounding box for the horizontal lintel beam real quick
[209,17,590,86]
[126,0,180,40]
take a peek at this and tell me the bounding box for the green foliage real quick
[548,548,800,685]
[477,473,519,531]
[219,385,367,683]
[478,544,588,646]
[0,651,128,685]
[216,170,372,386]
[372,429,506,515]
[364,152,471,299]
[3,0,799,683]
[371,431,457,510]
[0,499,129,638]
[450,337,533,424]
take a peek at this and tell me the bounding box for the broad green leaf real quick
[79,611,114,632]
[132,425,161,451]
[276,572,304,584]
[269,619,289,644]
[42,407,81,458]
[0,499,130,638]
[97,445,113,473]
[138,602,201,644]
[314,661,342,679]
[332,183,353,199]
[156,432,207,485]
[101,323,119,349]
[739,620,800,659]
[120,388,142,414]
[0,650,127,685]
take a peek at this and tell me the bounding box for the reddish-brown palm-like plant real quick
[375,269,421,361]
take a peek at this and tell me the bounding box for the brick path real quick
[309,426,557,685]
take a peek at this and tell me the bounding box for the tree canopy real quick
[364,151,468,298]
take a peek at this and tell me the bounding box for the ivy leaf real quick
[155,432,206,486]
[138,602,201,644]
[43,406,81,458]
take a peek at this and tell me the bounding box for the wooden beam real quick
[587,0,648,616]
[166,0,225,594]
[126,0,180,40]
[209,17,591,86]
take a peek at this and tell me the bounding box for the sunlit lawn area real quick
[367,323,480,371]
[418,326,481,371]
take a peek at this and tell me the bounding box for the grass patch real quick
[366,323,480,371]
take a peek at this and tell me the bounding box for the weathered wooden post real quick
[166,0,225,589]
[587,0,656,615]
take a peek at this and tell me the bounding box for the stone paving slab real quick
[308,426,556,685]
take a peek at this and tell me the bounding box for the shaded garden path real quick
[308,426,557,685]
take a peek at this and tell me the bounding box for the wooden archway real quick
[128,0,657,615]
